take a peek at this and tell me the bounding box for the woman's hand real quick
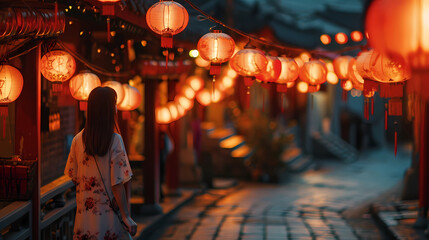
[123,216,137,236]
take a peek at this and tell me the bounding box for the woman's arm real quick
[112,183,137,236]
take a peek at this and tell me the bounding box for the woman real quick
[65,87,137,239]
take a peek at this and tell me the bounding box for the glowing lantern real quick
[333,56,353,79]
[175,94,193,111]
[175,102,185,117]
[156,106,172,124]
[320,34,331,45]
[294,57,304,68]
[299,60,327,90]
[335,33,348,44]
[348,58,364,91]
[351,31,363,42]
[287,81,295,88]
[230,43,267,89]
[0,65,23,138]
[186,76,204,92]
[102,80,125,104]
[69,71,101,110]
[146,1,189,48]
[297,81,318,93]
[226,68,238,78]
[196,89,211,106]
[167,101,179,121]
[118,84,142,111]
[342,79,353,91]
[195,56,210,68]
[197,29,235,75]
[300,52,311,62]
[276,57,299,85]
[221,76,235,88]
[181,85,196,99]
[40,50,76,91]
[211,88,223,103]
[256,56,282,83]
[326,72,339,85]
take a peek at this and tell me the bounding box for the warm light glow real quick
[40,50,76,82]
[299,60,328,85]
[195,56,211,68]
[294,57,304,69]
[229,48,267,76]
[276,57,299,84]
[167,102,179,120]
[300,52,311,62]
[351,31,363,42]
[297,81,309,93]
[197,31,235,64]
[342,80,353,91]
[196,89,211,106]
[326,72,339,85]
[335,32,348,44]
[175,95,193,111]
[256,56,282,83]
[102,81,125,104]
[287,81,295,88]
[320,34,331,45]
[221,76,234,88]
[348,58,364,91]
[227,68,238,78]
[211,89,223,103]
[325,62,334,72]
[333,56,353,79]
[181,85,196,99]
[189,49,199,58]
[141,40,147,47]
[0,65,24,104]
[175,102,185,117]
[351,89,362,97]
[117,84,142,111]
[69,72,101,101]
[156,106,171,124]
[186,76,204,92]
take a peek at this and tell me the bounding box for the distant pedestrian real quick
[65,87,137,239]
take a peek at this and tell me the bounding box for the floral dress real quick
[65,131,133,240]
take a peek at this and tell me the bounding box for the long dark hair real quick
[83,87,117,156]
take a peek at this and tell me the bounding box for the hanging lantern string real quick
[58,41,130,78]
[181,0,365,55]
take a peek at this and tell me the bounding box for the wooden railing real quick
[0,200,32,240]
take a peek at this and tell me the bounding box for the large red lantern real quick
[255,56,282,83]
[40,50,76,85]
[197,29,235,75]
[230,44,267,89]
[276,57,299,84]
[299,60,327,92]
[0,65,24,138]
[117,84,142,111]
[102,80,125,104]
[69,71,101,110]
[146,1,189,48]
[348,58,364,91]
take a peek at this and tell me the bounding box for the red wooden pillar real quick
[143,78,160,205]
[166,80,180,194]
[14,45,41,239]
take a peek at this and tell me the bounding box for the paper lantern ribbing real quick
[299,60,328,89]
[256,56,282,83]
[102,80,125,104]
[146,1,189,48]
[333,56,353,80]
[197,29,235,75]
[40,50,76,83]
[276,57,299,84]
[118,84,142,111]
[69,72,101,106]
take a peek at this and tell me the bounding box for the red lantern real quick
[146,1,189,48]
[335,33,348,44]
[299,60,327,91]
[40,50,76,90]
[102,80,125,104]
[256,56,282,83]
[0,65,24,138]
[196,89,211,106]
[276,57,299,84]
[348,58,364,91]
[69,71,101,110]
[117,84,142,111]
[333,56,353,79]
[156,106,172,124]
[351,31,363,42]
[320,34,331,45]
[229,44,267,79]
[186,76,204,92]
[197,29,235,75]
[175,94,193,111]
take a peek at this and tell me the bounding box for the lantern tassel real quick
[166,49,168,70]
[246,88,250,109]
[311,94,313,110]
[161,35,173,48]
[282,94,285,113]
[364,99,368,120]
[79,101,88,111]
[107,17,111,43]
[385,104,388,130]
[212,75,216,101]
[395,130,398,157]
[371,97,374,115]
[210,63,221,75]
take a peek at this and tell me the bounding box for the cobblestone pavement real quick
[147,147,411,240]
